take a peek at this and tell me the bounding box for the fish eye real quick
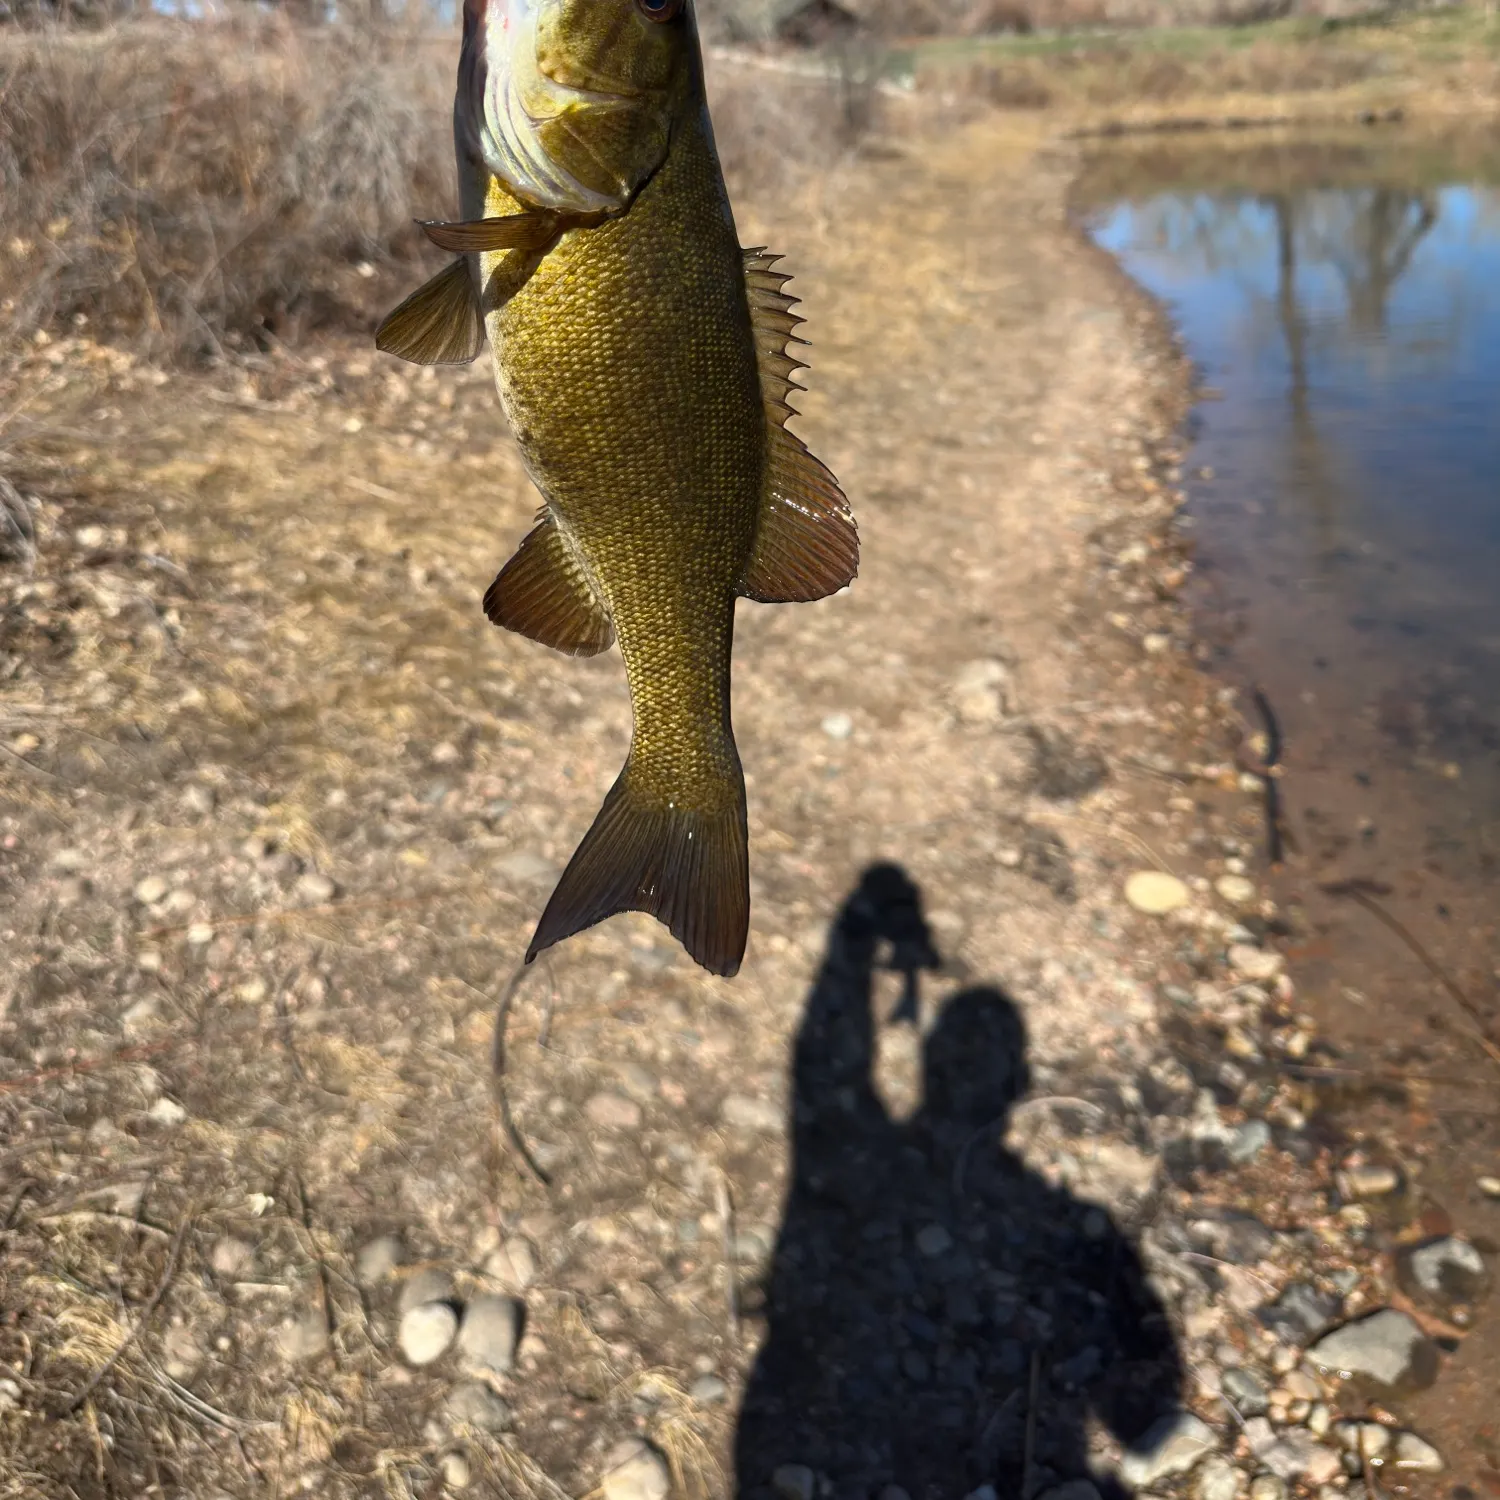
[634,0,683,21]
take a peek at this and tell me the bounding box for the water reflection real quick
[1086,147,1500,821]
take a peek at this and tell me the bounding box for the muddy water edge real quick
[1077,125,1500,1491]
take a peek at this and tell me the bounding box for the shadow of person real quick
[734,864,1183,1500]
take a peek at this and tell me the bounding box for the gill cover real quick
[457,0,685,216]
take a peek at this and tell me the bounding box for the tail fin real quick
[527,763,749,977]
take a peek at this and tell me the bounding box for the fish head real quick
[458,0,696,217]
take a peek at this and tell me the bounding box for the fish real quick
[375,0,857,977]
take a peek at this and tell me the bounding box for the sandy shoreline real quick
[0,101,1481,1498]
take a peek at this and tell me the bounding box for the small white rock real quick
[485,1238,537,1290]
[277,1307,330,1363]
[355,1233,404,1286]
[399,1302,458,1366]
[1392,1431,1443,1472]
[721,1093,783,1133]
[209,1236,254,1278]
[820,713,853,741]
[1215,874,1257,906]
[1125,870,1190,914]
[147,1096,187,1126]
[584,1092,642,1130]
[133,874,168,905]
[457,1293,520,1375]
[601,1438,672,1500]
[1228,944,1284,981]
[1478,1174,1500,1199]
[440,1451,472,1488]
[295,871,336,904]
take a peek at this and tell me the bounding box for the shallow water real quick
[1088,145,1500,839]
[1084,131,1500,1483]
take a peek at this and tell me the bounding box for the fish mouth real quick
[461,0,641,216]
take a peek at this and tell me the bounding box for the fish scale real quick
[375,0,857,975]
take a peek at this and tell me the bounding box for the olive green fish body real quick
[376,0,856,975]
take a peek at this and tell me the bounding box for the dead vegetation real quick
[0,16,887,363]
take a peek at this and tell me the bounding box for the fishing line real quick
[491,958,553,1187]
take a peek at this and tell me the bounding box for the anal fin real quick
[375,257,484,366]
[484,510,615,657]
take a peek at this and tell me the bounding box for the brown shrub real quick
[0,15,455,360]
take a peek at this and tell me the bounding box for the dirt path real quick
[1,106,1471,1500]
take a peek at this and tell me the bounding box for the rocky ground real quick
[1,100,1495,1500]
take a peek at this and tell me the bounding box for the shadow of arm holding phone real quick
[735,863,1183,1500]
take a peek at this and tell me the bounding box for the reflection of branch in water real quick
[1332,188,1439,338]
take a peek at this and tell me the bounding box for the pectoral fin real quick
[484,510,615,657]
[375,257,484,366]
[739,248,858,603]
[419,212,578,253]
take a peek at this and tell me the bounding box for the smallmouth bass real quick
[376,0,857,976]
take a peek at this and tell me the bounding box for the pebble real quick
[133,874,168,905]
[1279,1369,1320,1401]
[399,1302,459,1366]
[1228,944,1284,981]
[209,1236,254,1278]
[772,1465,816,1500]
[485,1238,537,1291]
[457,1294,520,1375]
[602,1440,672,1500]
[1214,874,1256,906]
[1220,1366,1269,1417]
[1306,1403,1331,1437]
[1308,1309,1439,1393]
[688,1373,728,1405]
[147,1096,187,1126]
[1224,1120,1272,1165]
[1259,1283,1340,1344]
[399,1267,455,1316]
[294,871,336,904]
[1194,1457,1240,1500]
[916,1224,953,1257]
[1248,1478,1286,1500]
[721,1093,784,1133]
[820,712,853,740]
[584,1092,643,1130]
[1400,1234,1489,1308]
[1119,1410,1218,1487]
[355,1233,404,1286]
[277,1306,330,1363]
[1332,1420,1389,1458]
[1478,1175,1500,1199]
[951,659,1010,724]
[1125,870,1190,915]
[440,1451,472,1489]
[1337,1163,1400,1199]
[0,1377,19,1415]
[444,1381,512,1433]
[1392,1431,1443,1472]
[1246,1422,1340,1485]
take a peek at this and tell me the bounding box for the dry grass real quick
[0,16,889,363]
[0,15,455,360]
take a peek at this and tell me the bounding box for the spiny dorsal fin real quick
[484,509,616,656]
[375,257,484,366]
[740,248,859,604]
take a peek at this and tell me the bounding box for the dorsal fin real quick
[740,249,858,605]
